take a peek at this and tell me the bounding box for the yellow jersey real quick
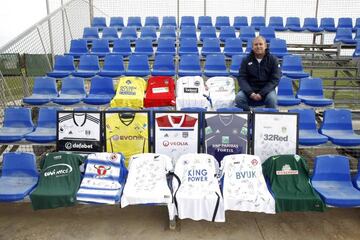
[110,77,147,109]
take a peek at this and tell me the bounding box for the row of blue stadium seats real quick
[91,16,360,32]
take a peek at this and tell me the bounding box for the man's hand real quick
[250,93,262,101]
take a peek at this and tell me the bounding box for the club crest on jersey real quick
[126,80,132,85]
[182,132,188,138]
[110,153,118,162]
[205,126,213,135]
[94,165,111,177]
[194,80,200,86]
[251,159,258,166]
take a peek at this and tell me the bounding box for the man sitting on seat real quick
[235,36,280,111]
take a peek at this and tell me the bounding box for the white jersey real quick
[221,154,275,214]
[206,77,235,110]
[176,76,210,110]
[76,153,125,204]
[121,153,173,207]
[58,113,100,141]
[173,153,225,222]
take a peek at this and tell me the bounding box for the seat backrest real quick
[198,16,213,29]
[259,27,276,41]
[3,107,34,128]
[286,17,301,27]
[335,28,353,39]
[289,108,317,131]
[89,76,115,95]
[162,16,177,27]
[282,55,304,72]
[77,55,100,71]
[83,27,99,39]
[320,18,335,28]
[269,16,284,27]
[92,17,106,28]
[202,38,221,52]
[245,38,254,54]
[251,16,266,28]
[101,27,119,39]
[2,152,38,177]
[297,77,324,97]
[179,54,201,70]
[180,16,195,28]
[127,16,142,28]
[140,26,157,39]
[53,55,75,71]
[180,26,197,39]
[153,54,175,69]
[320,109,354,131]
[135,38,153,52]
[121,27,137,38]
[239,26,256,38]
[90,39,110,53]
[337,17,353,28]
[215,16,230,29]
[109,17,124,28]
[32,76,58,95]
[69,39,88,53]
[179,38,198,53]
[224,38,243,53]
[200,26,217,40]
[230,55,245,70]
[234,16,248,28]
[219,26,236,39]
[303,18,318,28]
[102,55,124,71]
[312,155,351,182]
[277,77,294,96]
[37,107,58,128]
[145,16,160,28]
[112,39,132,53]
[157,38,176,52]
[159,26,176,38]
[355,29,360,40]
[128,54,150,70]
[253,108,279,112]
[205,54,227,70]
[61,77,86,95]
[269,38,287,53]
[355,17,360,28]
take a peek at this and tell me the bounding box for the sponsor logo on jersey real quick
[64,142,94,150]
[119,135,144,141]
[222,136,229,144]
[162,140,189,147]
[276,164,298,175]
[236,171,256,179]
[94,165,111,177]
[187,169,208,182]
[44,163,73,177]
[205,126,213,135]
[263,134,288,142]
[184,87,199,93]
[119,86,137,95]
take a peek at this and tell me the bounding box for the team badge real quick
[110,153,118,162]
[205,126,213,135]
[251,159,258,166]
[126,80,132,85]
[182,132,189,138]
[194,80,200,87]
[94,165,111,177]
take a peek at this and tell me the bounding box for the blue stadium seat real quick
[281,55,310,79]
[354,29,360,41]
[109,17,124,30]
[145,16,160,29]
[179,38,198,55]
[337,17,353,29]
[276,77,301,106]
[239,26,256,42]
[91,17,107,30]
[200,26,217,41]
[0,152,38,202]
[311,155,360,207]
[288,109,328,145]
[229,55,245,76]
[201,38,221,56]
[320,18,336,32]
[152,54,175,76]
[224,38,244,57]
[353,41,360,57]
[233,16,248,30]
[83,76,115,105]
[204,54,229,77]
[125,54,150,76]
[127,16,142,29]
[250,16,265,30]
[23,77,58,105]
[285,17,304,32]
[259,27,276,43]
[83,27,99,42]
[244,38,254,54]
[198,16,213,29]
[0,107,34,143]
[89,39,110,58]
[52,77,86,105]
[134,38,154,56]
[98,55,125,77]
[319,109,360,146]
[140,26,157,41]
[156,38,176,56]
[354,18,360,31]
[101,27,119,41]
[25,107,58,143]
[303,18,323,32]
[334,28,357,44]
[216,107,243,112]
[296,77,333,107]
[159,26,176,39]
[268,16,286,31]
[180,16,196,28]
[72,55,100,78]
[65,39,88,59]
[215,16,230,30]
[353,160,360,190]
[253,108,279,112]
[120,27,138,42]
[162,16,177,28]
[112,39,132,57]
[47,55,75,78]
[73,107,98,111]
[180,26,197,40]
[269,38,289,58]
[178,54,202,76]
[219,26,236,42]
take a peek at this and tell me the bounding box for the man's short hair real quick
[253,36,266,44]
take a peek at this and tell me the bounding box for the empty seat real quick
[200,26,217,41]
[269,38,289,58]
[276,77,301,106]
[204,54,229,77]
[23,77,58,105]
[120,27,138,42]
[91,17,107,30]
[353,160,360,190]
[83,76,115,105]
[229,55,245,76]
[152,54,175,76]
[354,18,360,31]
[98,55,125,77]
[145,16,160,29]
[144,76,176,108]
[337,17,353,29]
[156,38,176,56]
[353,41,360,57]
[162,16,177,27]
[52,77,86,105]
[198,16,213,29]
[83,27,99,42]
[259,27,276,43]
[250,16,265,30]
[109,17,124,30]
[201,38,221,56]
[47,55,75,78]
[0,107,34,143]
[239,26,256,42]
[127,16,142,29]
[89,39,110,58]
[289,109,328,146]
[312,155,360,207]
[268,16,286,31]
[296,77,333,107]
[303,18,323,32]
[0,152,38,202]
[334,28,357,44]
[320,18,336,32]
[112,38,132,57]
[125,54,150,76]
[219,26,236,42]
[179,38,198,55]
[244,38,254,54]
[319,109,360,146]
[285,17,304,32]
[101,27,119,41]
[180,26,197,40]
[215,16,230,29]
[140,26,157,41]
[224,38,244,57]
[178,54,202,76]
[233,16,248,30]
[25,107,57,143]
[134,38,154,56]
[354,28,360,41]
[65,39,88,58]
[281,55,310,79]
[72,55,100,78]
[180,16,196,28]
[159,26,176,39]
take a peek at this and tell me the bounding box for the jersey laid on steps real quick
[176,76,210,110]
[76,153,126,204]
[121,153,173,207]
[173,153,225,222]
[30,152,84,210]
[144,76,176,107]
[206,77,235,110]
[262,154,325,212]
[221,154,275,214]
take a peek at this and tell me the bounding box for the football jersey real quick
[221,154,275,214]
[110,76,147,109]
[206,77,235,110]
[105,112,149,165]
[173,153,225,222]
[176,76,210,110]
[121,153,173,207]
[144,76,176,108]
[154,113,199,163]
[76,153,126,204]
[204,114,248,164]
[262,154,325,212]
[58,113,100,141]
